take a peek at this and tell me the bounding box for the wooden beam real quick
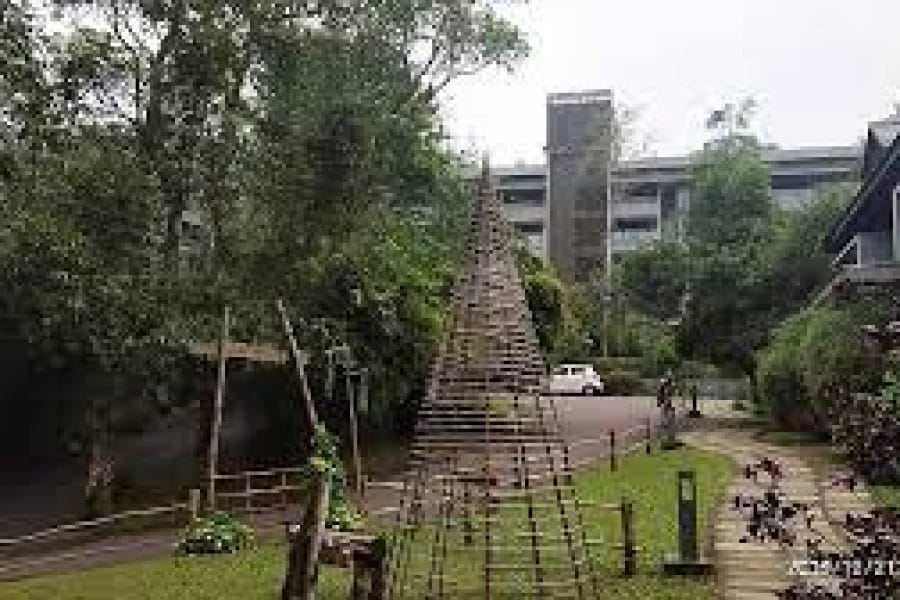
[207,306,231,512]
[188,341,289,364]
[282,473,331,600]
[347,372,364,506]
[276,299,317,430]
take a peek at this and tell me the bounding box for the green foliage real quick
[756,303,884,427]
[516,241,590,363]
[614,241,688,323]
[311,425,361,532]
[614,100,857,377]
[0,0,530,501]
[764,183,856,315]
[600,369,644,396]
[177,512,255,555]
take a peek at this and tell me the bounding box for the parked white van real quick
[547,364,605,396]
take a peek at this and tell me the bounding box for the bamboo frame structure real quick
[386,164,598,599]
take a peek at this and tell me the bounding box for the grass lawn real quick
[0,448,734,600]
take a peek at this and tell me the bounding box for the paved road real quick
[550,394,662,466]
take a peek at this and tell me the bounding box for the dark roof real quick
[871,118,900,147]
[862,118,900,177]
[827,129,900,252]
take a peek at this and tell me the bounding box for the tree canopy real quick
[614,100,856,375]
[1,0,530,509]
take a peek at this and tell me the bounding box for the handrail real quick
[0,503,187,548]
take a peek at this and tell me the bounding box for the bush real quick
[311,425,362,532]
[756,303,884,429]
[593,356,642,373]
[177,512,254,555]
[601,369,643,396]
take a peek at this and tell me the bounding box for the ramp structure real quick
[386,165,598,599]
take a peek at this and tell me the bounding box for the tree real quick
[2,0,530,513]
[765,183,856,314]
[614,98,856,376]
[614,240,688,323]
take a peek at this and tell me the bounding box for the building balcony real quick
[611,229,660,253]
[501,203,546,224]
[612,197,659,219]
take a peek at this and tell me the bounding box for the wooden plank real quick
[277,299,317,432]
[188,341,289,364]
[207,306,230,512]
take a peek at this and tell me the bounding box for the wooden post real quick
[244,472,252,513]
[282,472,331,600]
[325,350,336,406]
[359,368,369,416]
[207,306,231,512]
[368,536,387,600]
[276,299,317,431]
[462,480,473,545]
[280,471,288,509]
[609,429,617,472]
[620,499,636,576]
[645,418,652,455]
[347,370,364,505]
[189,488,201,523]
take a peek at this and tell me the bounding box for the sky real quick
[440,0,900,166]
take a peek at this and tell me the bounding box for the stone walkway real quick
[684,428,873,600]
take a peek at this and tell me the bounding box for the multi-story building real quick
[494,163,548,257]
[490,91,861,281]
[609,145,860,256]
[494,144,859,273]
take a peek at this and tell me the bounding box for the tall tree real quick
[3,0,530,511]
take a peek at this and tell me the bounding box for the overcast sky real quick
[440,0,900,166]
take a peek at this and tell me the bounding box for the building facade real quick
[545,90,615,282]
[823,117,900,300]
[609,145,861,256]
[491,92,861,282]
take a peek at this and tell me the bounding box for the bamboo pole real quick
[620,499,636,576]
[207,306,231,512]
[609,429,617,472]
[347,370,364,505]
[276,299,317,430]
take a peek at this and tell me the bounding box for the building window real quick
[502,188,544,205]
[614,217,657,231]
[516,221,544,234]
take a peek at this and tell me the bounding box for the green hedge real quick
[755,303,884,429]
[601,369,644,395]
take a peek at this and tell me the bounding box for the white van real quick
[548,364,605,396]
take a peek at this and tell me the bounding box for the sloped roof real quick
[871,118,900,147]
[827,131,900,252]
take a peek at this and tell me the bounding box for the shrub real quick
[593,356,643,373]
[311,425,362,532]
[756,303,884,429]
[601,369,643,396]
[177,512,254,555]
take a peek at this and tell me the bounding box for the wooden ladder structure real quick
[386,163,598,599]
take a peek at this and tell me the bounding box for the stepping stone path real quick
[683,430,873,600]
